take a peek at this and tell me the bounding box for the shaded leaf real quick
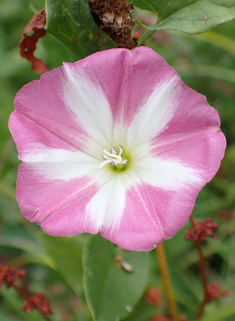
[45,0,116,59]
[83,234,149,321]
[134,0,235,34]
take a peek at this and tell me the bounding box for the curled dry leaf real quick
[19,8,48,75]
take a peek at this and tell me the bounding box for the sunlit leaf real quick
[134,0,235,34]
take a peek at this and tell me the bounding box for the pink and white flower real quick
[9,47,225,251]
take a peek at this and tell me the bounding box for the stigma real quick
[99,145,128,168]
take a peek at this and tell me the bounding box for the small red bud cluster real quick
[206,282,229,302]
[185,218,218,242]
[22,292,52,314]
[145,286,163,306]
[0,264,52,316]
[0,265,25,288]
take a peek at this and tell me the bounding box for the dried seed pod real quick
[86,0,137,49]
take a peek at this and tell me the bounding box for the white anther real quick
[118,145,124,155]
[110,146,117,154]
[99,145,129,169]
[102,154,109,160]
[103,149,121,160]
[110,160,118,166]
[99,159,111,168]
[122,159,128,165]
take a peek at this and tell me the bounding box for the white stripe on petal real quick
[85,173,132,230]
[22,145,100,180]
[62,63,113,148]
[127,76,180,149]
[133,156,202,190]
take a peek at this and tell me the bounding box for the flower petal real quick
[133,157,202,190]
[17,162,98,225]
[101,177,165,251]
[150,128,225,182]
[61,61,113,148]
[9,111,108,227]
[9,47,226,251]
[41,174,130,237]
[61,47,180,147]
[9,111,78,159]
[12,59,114,158]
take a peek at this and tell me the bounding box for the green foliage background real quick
[1,0,235,320]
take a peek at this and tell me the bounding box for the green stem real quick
[137,30,155,46]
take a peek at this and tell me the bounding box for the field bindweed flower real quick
[9,47,225,251]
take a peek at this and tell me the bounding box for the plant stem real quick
[189,215,208,320]
[195,241,208,320]
[137,30,155,46]
[155,243,179,321]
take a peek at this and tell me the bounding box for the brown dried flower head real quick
[86,0,136,49]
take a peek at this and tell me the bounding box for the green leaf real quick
[45,0,116,59]
[134,0,235,35]
[41,233,84,295]
[122,301,154,321]
[83,234,149,321]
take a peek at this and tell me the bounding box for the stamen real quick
[99,159,111,168]
[102,154,109,160]
[99,145,129,169]
[110,147,117,154]
[110,160,118,166]
[118,145,124,155]
[103,149,121,160]
[122,159,128,165]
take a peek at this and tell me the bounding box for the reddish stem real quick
[12,283,52,321]
[189,215,208,320]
